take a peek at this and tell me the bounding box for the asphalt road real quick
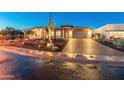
[0,49,48,79]
[63,39,124,56]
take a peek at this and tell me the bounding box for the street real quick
[0,49,48,79]
[1,48,124,79]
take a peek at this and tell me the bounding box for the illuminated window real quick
[109,31,124,38]
[69,31,72,38]
[56,31,61,37]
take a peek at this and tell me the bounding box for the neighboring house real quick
[0,32,23,40]
[27,25,92,39]
[95,24,124,40]
[6,33,23,40]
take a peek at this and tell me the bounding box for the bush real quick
[113,40,124,47]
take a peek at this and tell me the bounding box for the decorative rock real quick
[75,55,86,60]
[86,64,97,69]
[47,43,53,48]
[52,46,59,51]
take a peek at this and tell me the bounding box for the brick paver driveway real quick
[63,39,124,56]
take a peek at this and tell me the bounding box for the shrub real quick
[113,40,124,47]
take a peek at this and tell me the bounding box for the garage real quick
[72,28,91,38]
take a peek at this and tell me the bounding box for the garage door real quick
[73,31,88,38]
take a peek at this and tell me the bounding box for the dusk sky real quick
[0,12,124,30]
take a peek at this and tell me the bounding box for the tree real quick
[95,33,101,40]
[48,13,55,42]
[24,29,34,35]
[0,27,24,39]
[15,29,24,39]
[24,29,34,39]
